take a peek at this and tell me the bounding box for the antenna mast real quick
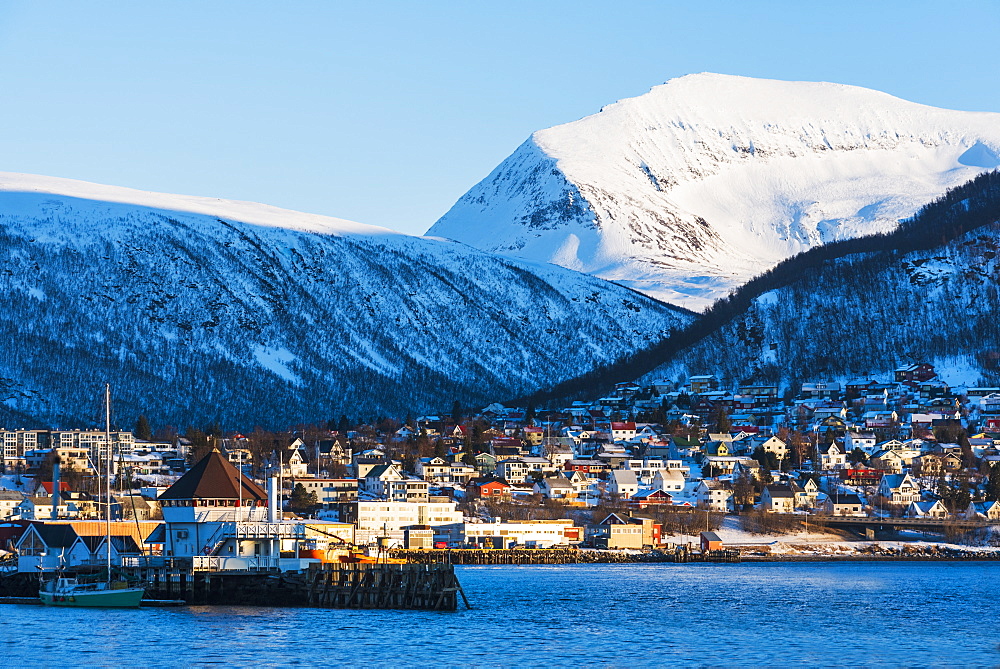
[105,383,112,581]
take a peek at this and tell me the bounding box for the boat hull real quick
[39,587,145,608]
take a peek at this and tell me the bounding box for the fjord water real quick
[4,562,998,666]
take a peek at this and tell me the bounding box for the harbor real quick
[3,562,1000,666]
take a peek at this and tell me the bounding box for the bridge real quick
[806,514,994,537]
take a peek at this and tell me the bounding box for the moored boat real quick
[38,384,146,608]
[39,577,144,608]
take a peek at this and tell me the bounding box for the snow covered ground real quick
[666,516,1000,557]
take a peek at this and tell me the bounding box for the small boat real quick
[40,576,144,608]
[39,384,146,607]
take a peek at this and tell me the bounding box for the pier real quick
[389,547,741,565]
[0,560,470,611]
[127,560,468,610]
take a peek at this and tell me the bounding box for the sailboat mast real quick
[105,383,112,581]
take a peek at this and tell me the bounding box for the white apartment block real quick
[1,429,47,461]
[463,519,577,548]
[50,429,135,458]
[347,499,464,544]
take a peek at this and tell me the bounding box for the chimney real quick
[51,455,61,520]
[267,476,279,523]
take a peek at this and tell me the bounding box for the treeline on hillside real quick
[673,222,1000,388]
[515,170,1000,405]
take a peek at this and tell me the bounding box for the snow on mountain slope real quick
[0,171,389,236]
[429,73,1000,310]
[0,175,690,428]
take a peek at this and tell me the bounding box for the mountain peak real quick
[430,75,1000,310]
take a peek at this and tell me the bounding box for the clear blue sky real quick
[0,1,997,235]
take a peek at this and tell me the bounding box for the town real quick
[2,361,1000,581]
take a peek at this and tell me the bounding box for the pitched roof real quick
[610,469,638,486]
[827,493,863,506]
[78,534,142,553]
[30,523,80,549]
[632,489,672,500]
[39,482,71,494]
[159,449,267,501]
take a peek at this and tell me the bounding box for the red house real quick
[700,531,723,552]
[894,363,936,384]
[842,467,885,486]
[627,489,673,509]
[473,479,511,500]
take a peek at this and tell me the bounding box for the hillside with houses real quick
[3,359,1000,570]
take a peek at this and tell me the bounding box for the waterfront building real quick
[340,498,463,545]
[585,513,661,549]
[158,449,302,569]
[463,519,579,548]
[15,520,161,572]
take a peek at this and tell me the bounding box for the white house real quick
[415,457,451,481]
[651,468,685,494]
[607,469,639,499]
[534,476,575,500]
[817,442,847,470]
[965,500,1000,520]
[905,500,949,518]
[877,473,922,506]
[844,432,878,455]
[760,485,795,513]
[821,493,866,517]
[610,422,637,443]
[695,480,733,512]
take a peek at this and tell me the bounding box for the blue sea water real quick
[3,562,999,667]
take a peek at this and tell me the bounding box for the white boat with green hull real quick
[39,384,146,608]
[40,577,144,608]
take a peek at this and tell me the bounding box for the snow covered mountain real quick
[429,73,1000,310]
[0,173,690,429]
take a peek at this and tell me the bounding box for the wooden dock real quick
[1,560,469,611]
[124,561,469,610]
[304,563,469,611]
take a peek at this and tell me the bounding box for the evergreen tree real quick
[986,465,1000,502]
[451,400,463,426]
[135,414,153,442]
[711,405,732,433]
[289,483,318,513]
[185,427,214,464]
[752,446,777,472]
[733,469,755,511]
